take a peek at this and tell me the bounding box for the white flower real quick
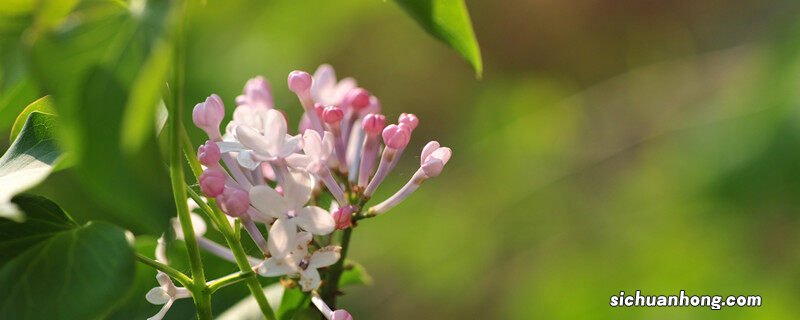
[286,130,335,173]
[146,272,191,320]
[250,170,335,258]
[219,109,301,169]
[311,64,357,106]
[258,231,341,291]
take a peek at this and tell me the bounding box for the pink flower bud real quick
[288,71,312,93]
[331,310,353,320]
[420,141,452,177]
[322,106,344,124]
[398,113,419,131]
[199,167,226,197]
[361,113,386,135]
[219,187,250,217]
[332,205,355,230]
[197,140,221,166]
[192,94,225,139]
[381,124,411,149]
[343,88,371,110]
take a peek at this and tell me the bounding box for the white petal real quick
[321,131,335,157]
[293,231,313,256]
[237,150,261,170]
[308,246,341,269]
[285,154,313,170]
[267,218,297,258]
[311,64,336,99]
[430,147,452,165]
[278,134,302,158]
[147,298,174,320]
[303,130,323,159]
[263,109,287,155]
[249,185,287,218]
[146,287,171,305]
[217,141,246,153]
[258,256,299,277]
[299,268,321,292]
[420,141,441,166]
[283,170,314,209]
[294,206,335,235]
[236,126,271,157]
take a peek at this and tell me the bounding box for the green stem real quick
[135,253,193,288]
[320,228,353,307]
[208,270,255,293]
[182,125,203,178]
[167,0,212,318]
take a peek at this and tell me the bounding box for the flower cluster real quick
[146,64,451,319]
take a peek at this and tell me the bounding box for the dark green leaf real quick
[9,95,55,142]
[0,194,78,268]
[0,112,60,222]
[277,286,311,320]
[0,196,135,319]
[339,259,373,287]
[394,0,483,77]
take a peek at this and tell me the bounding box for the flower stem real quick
[167,0,212,318]
[208,270,255,293]
[135,253,193,288]
[320,227,353,307]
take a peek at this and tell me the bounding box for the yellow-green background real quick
[6,0,800,318]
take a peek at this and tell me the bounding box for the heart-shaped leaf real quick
[0,195,135,319]
[0,111,60,222]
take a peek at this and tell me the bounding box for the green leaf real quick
[0,112,60,222]
[121,40,172,153]
[394,0,483,77]
[276,286,310,320]
[29,0,174,234]
[339,259,373,287]
[0,194,78,268]
[9,95,55,142]
[0,196,135,320]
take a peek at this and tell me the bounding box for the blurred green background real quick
[5,0,800,318]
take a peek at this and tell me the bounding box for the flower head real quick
[145,272,191,320]
[288,71,313,94]
[199,167,226,197]
[250,171,335,258]
[259,231,341,291]
[197,140,221,166]
[420,141,452,178]
[231,109,301,163]
[193,94,225,139]
[381,124,411,149]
